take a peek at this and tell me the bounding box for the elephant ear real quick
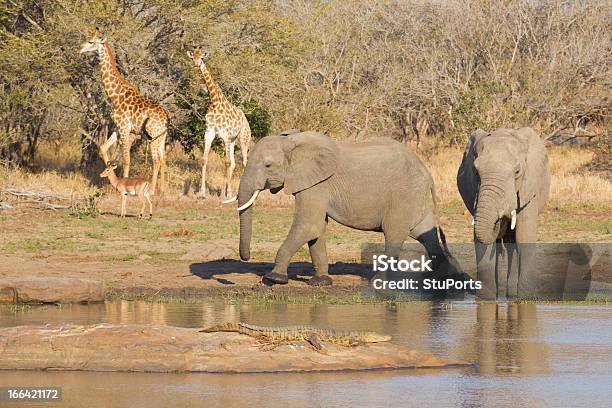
[283,131,339,195]
[457,129,487,214]
[511,127,549,210]
[467,129,488,152]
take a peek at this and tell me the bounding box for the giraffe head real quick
[187,47,210,68]
[79,28,106,54]
[100,161,118,178]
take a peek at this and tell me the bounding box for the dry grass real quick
[0,165,96,199]
[426,145,612,209]
[423,148,463,206]
[160,227,195,237]
[0,143,609,213]
[547,147,612,208]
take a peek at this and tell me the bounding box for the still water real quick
[1,301,611,408]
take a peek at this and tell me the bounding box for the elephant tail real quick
[430,184,449,254]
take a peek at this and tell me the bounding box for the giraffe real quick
[79,29,168,195]
[187,47,251,199]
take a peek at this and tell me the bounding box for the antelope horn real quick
[237,190,260,211]
[222,195,237,204]
[511,209,517,230]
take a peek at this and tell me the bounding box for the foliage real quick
[70,190,104,219]
[0,0,609,171]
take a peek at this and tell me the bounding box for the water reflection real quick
[0,301,548,376]
[1,301,610,408]
[465,303,548,376]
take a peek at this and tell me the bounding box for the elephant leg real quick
[516,205,539,299]
[503,235,519,299]
[265,183,329,285]
[383,229,407,259]
[378,226,408,283]
[410,212,456,278]
[475,240,499,300]
[307,225,331,286]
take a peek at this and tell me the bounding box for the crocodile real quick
[200,322,392,350]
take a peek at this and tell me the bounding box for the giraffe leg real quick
[158,139,166,195]
[240,121,251,167]
[146,193,153,219]
[225,141,236,198]
[118,124,132,178]
[146,120,167,196]
[149,142,161,197]
[199,127,215,199]
[99,131,118,165]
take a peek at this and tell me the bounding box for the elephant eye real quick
[265,163,271,168]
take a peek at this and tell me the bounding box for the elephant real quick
[232,130,455,286]
[457,127,550,300]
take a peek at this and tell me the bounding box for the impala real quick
[100,162,153,219]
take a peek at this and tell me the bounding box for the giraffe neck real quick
[198,63,226,107]
[98,43,131,106]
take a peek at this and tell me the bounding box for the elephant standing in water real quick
[231,130,454,286]
[457,128,550,300]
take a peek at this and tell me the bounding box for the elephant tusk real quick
[222,195,238,204]
[471,216,475,226]
[237,190,260,211]
[511,209,517,230]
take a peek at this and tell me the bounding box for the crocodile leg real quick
[256,336,292,351]
[347,336,362,347]
[305,333,323,350]
[257,340,282,351]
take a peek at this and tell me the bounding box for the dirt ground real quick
[0,193,610,299]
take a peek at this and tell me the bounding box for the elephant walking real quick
[457,128,550,300]
[233,131,454,286]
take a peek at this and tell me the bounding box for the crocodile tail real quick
[199,322,240,333]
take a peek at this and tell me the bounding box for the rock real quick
[0,277,105,304]
[0,324,470,373]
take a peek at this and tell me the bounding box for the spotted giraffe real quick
[187,47,251,199]
[79,29,168,195]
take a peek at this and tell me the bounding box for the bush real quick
[0,0,609,171]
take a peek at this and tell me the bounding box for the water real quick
[1,301,611,408]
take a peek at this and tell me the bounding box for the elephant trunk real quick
[239,206,253,261]
[474,176,507,244]
[238,181,258,261]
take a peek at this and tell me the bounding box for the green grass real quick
[596,220,612,235]
[510,298,612,305]
[110,254,138,262]
[2,237,76,253]
[110,289,612,305]
[108,287,437,305]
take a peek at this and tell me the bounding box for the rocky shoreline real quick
[0,323,470,373]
